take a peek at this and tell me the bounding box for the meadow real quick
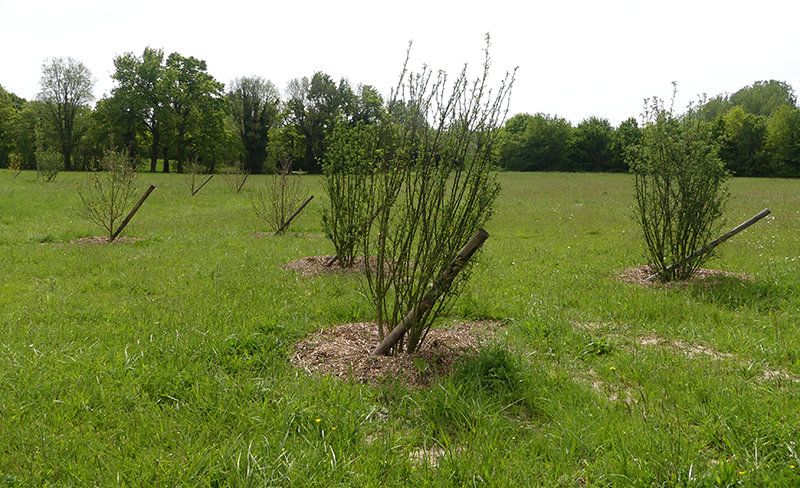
[0,169,798,487]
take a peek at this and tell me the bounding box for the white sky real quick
[1,0,798,126]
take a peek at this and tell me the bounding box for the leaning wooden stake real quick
[112,184,156,241]
[371,228,490,356]
[192,174,214,196]
[276,195,314,235]
[236,173,249,194]
[646,208,772,282]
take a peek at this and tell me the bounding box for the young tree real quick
[37,57,95,171]
[251,158,309,235]
[78,147,139,241]
[360,37,514,354]
[629,89,730,282]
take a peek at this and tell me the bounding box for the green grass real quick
[1,169,799,486]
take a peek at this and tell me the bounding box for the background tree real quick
[163,53,226,173]
[111,47,169,173]
[729,80,796,117]
[351,84,386,124]
[285,72,349,173]
[609,117,641,172]
[765,104,800,177]
[11,100,40,169]
[567,116,614,172]
[36,57,95,171]
[265,124,305,174]
[716,106,768,176]
[697,94,732,122]
[0,85,20,168]
[499,113,573,171]
[228,76,281,174]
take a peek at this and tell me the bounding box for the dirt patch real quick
[69,236,142,245]
[617,264,752,287]
[638,335,733,361]
[758,369,800,383]
[291,320,503,388]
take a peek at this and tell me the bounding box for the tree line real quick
[501,80,800,177]
[1,49,798,178]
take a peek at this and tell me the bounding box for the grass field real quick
[1,169,798,486]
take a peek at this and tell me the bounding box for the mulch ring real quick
[281,255,388,278]
[617,264,753,287]
[69,236,142,245]
[291,320,504,388]
[251,232,326,239]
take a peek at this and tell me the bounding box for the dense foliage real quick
[629,93,730,281]
[1,53,799,178]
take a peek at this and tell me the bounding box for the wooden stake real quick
[276,195,314,235]
[192,174,213,196]
[112,184,156,241]
[371,229,489,356]
[646,208,772,282]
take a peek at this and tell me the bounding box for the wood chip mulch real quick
[617,264,753,286]
[291,320,504,388]
[68,236,142,245]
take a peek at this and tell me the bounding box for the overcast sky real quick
[2,0,798,126]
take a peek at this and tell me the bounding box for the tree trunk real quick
[162,146,170,173]
[150,130,160,173]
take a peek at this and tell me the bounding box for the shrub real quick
[628,89,730,281]
[35,147,62,182]
[77,147,138,241]
[221,161,250,194]
[362,36,513,354]
[7,153,24,178]
[321,122,381,267]
[251,159,308,235]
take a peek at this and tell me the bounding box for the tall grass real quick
[1,169,798,486]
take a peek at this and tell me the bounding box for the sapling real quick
[251,158,309,235]
[78,147,139,241]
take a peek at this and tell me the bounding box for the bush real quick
[321,122,381,267]
[251,159,308,235]
[628,89,730,281]
[35,147,62,182]
[363,37,513,354]
[221,161,250,194]
[77,147,138,241]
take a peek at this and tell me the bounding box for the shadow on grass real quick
[687,274,798,312]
